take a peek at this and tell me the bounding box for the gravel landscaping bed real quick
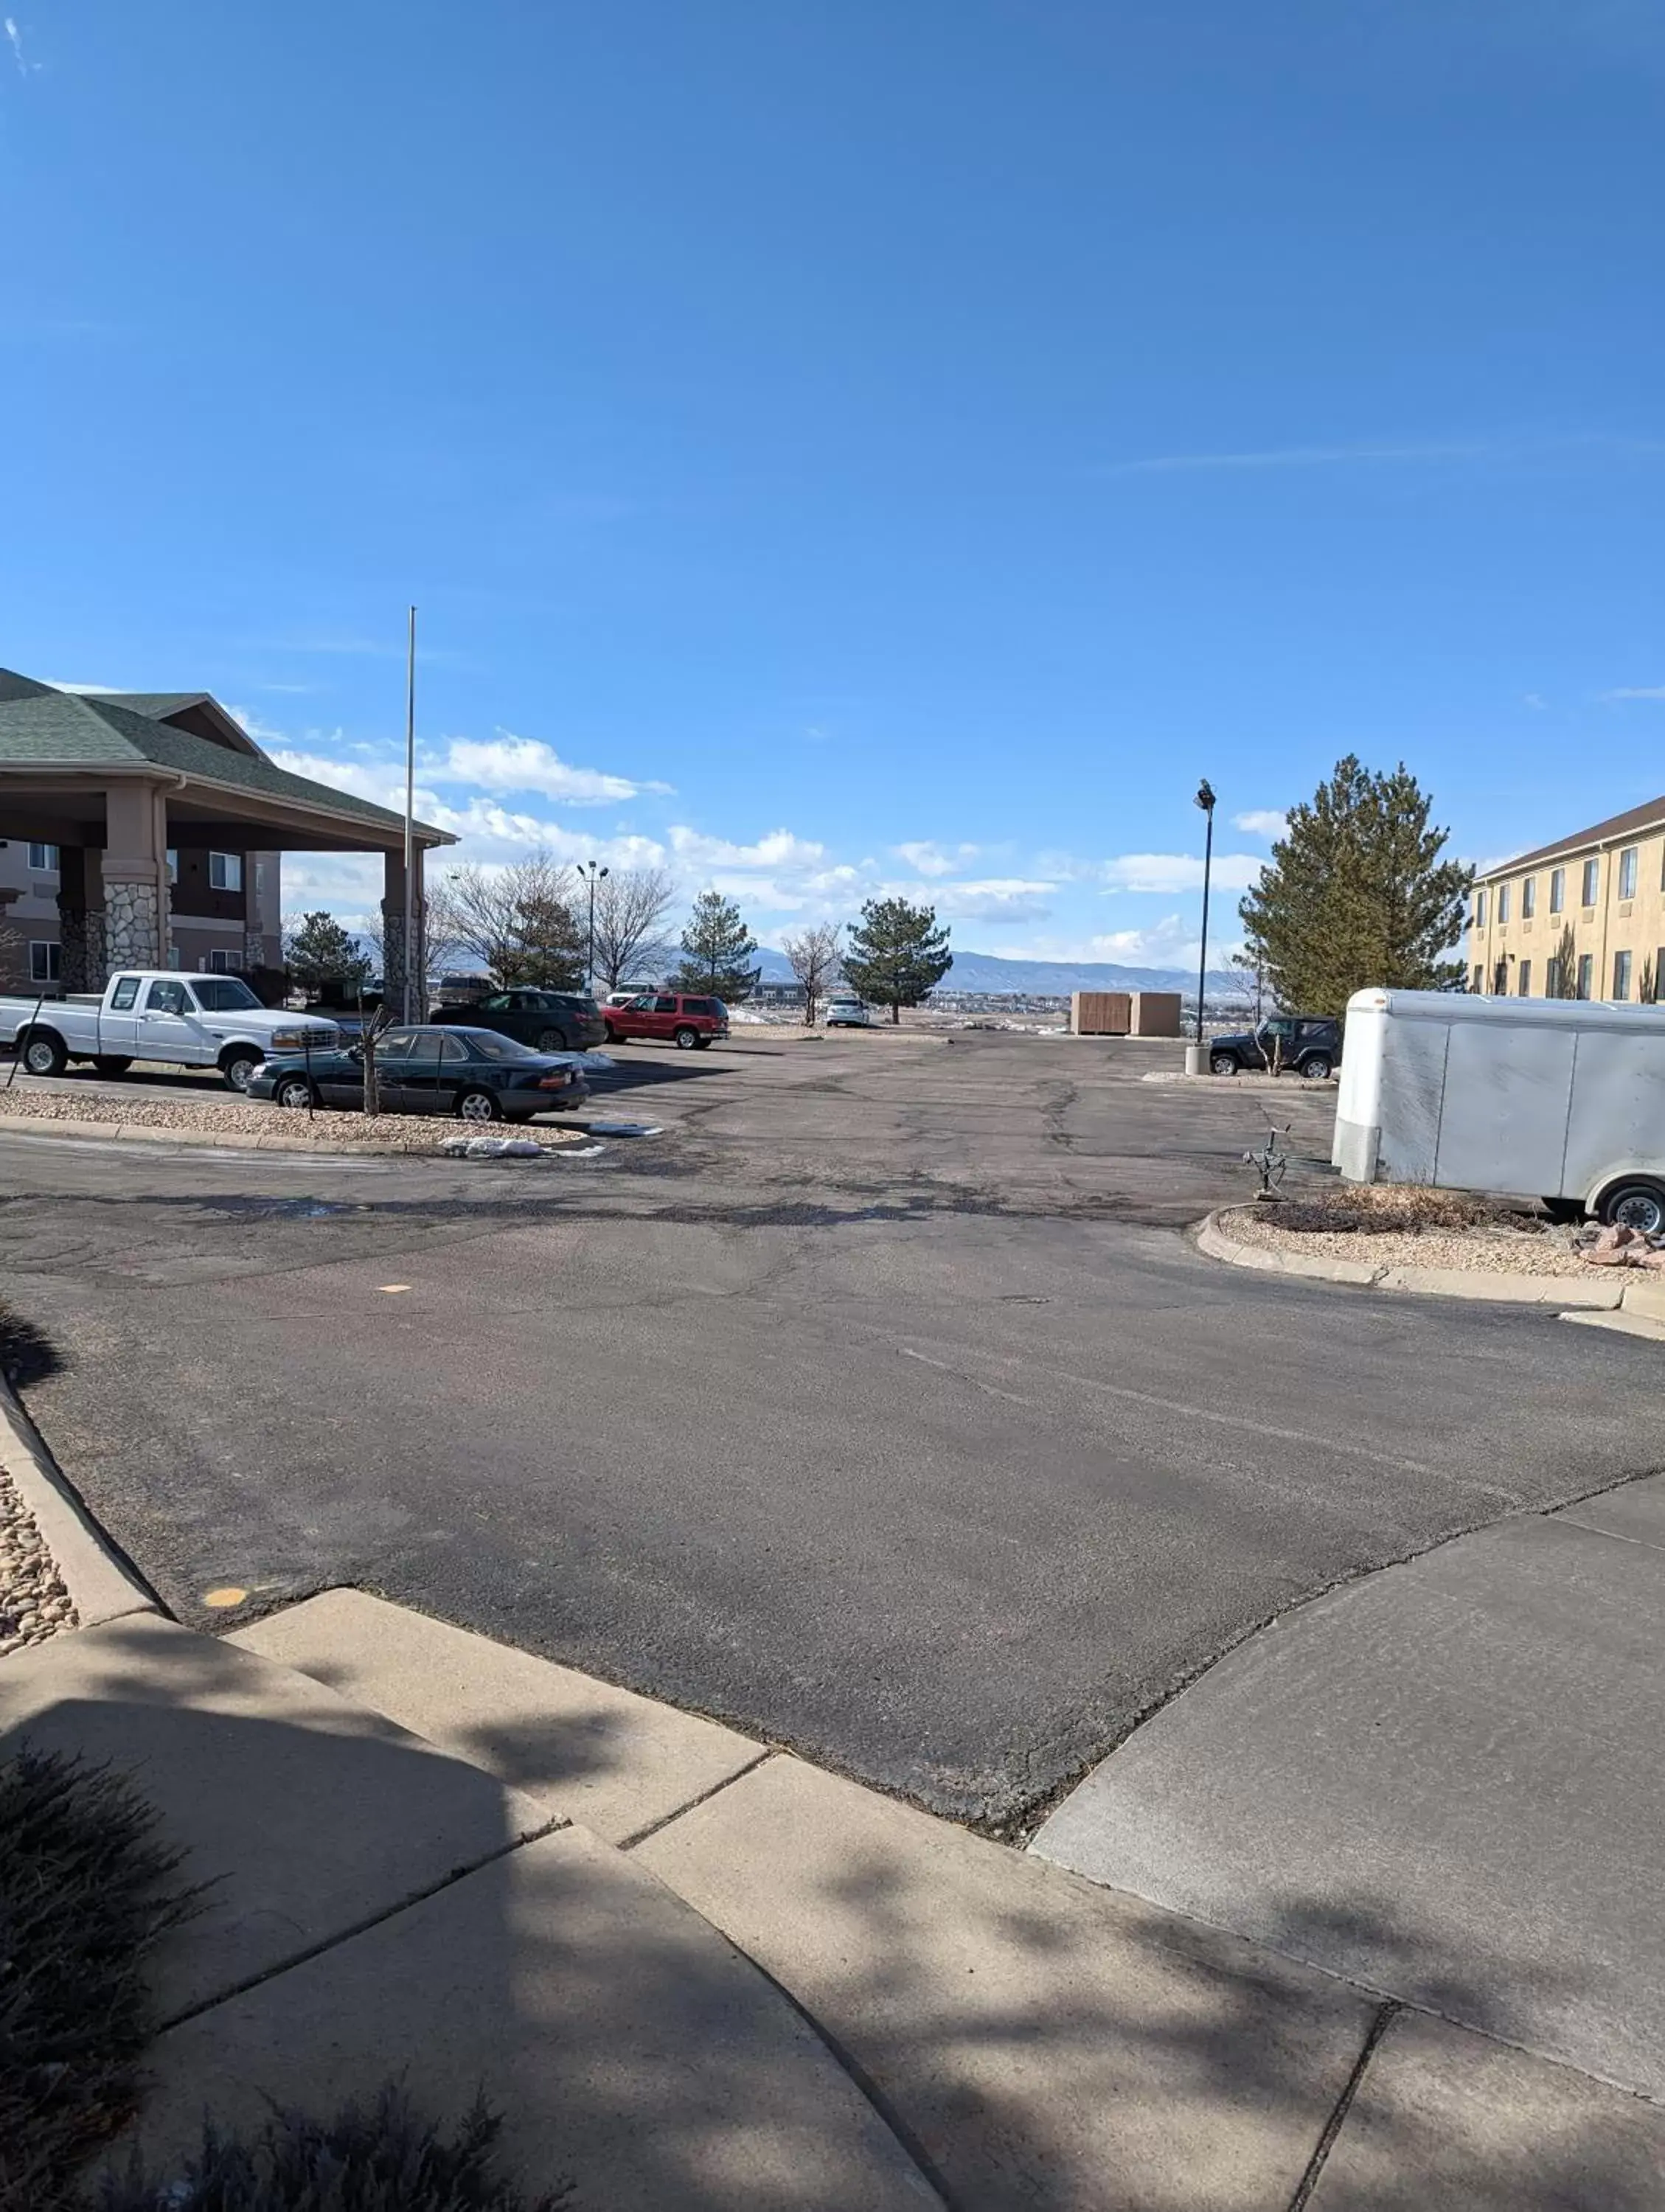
[0,1089,589,1154]
[1223,1186,1594,1278]
[0,1462,77,1658]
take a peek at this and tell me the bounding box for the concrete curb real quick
[0,1369,160,1628]
[1195,1208,1626,1309]
[0,1110,600,1163]
[1144,1070,1338,1089]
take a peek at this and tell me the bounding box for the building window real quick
[1522,877,1536,919]
[28,941,60,984]
[206,947,245,973]
[1582,858,1600,908]
[166,848,178,885]
[1498,884,1511,924]
[27,842,59,872]
[1549,867,1565,914]
[209,852,243,892]
[1577,953,1593,999]
[1471,963,1484,993]
[1474,889,1487,929]
[1614,950,1633,1001]
[1518,961,1532,997]
[1492,958,1508,995]
[1546,956,1561,997]
[1620,848,1639,900]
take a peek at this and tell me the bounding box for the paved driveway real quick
[6,1032,1663,1826]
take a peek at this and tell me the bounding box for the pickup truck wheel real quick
[456,1088,502,1124]
[674,1025,698,1049]
[220,1047,263,1093]
[1299,1053,1333,1080]
[91,1056,132,1077]
[275,1077,318,1111]
[21,1032,66,1078]
[1209,1051,1240,1076]
[536,1027,569,1053]
[1599,1180,1665,1237]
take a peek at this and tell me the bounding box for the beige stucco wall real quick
[1468,824,1665,1002]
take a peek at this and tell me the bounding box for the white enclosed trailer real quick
[1334,987,1665,1232]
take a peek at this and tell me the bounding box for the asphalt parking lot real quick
[7,1029,1665,1826]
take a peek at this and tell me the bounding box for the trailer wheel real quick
[1599,1180,1665,1237]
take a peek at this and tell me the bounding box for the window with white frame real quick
[1522,877,1536,918]
[29,942,60,983]
[1498,883,1511,924]
[209,852,243,892]
[1549,867,1565,914]
[1474,888,1487,929]
[1614,950,1633,1001]
[206,947,246,973]
[1582,857,1600,908]
[1620,848,1639,900]
[27,842,59,872]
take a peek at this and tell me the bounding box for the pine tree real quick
[676,891,760,999]
[283,911,371,997]
[1237,757,1472,1015]
[840,896,953,1023]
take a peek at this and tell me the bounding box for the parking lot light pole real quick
[579,860,608,993]
[1195,779,1216,1046]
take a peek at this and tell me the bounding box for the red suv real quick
[602,992,730,1049]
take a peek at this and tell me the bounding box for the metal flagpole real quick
[402,605,417,1023]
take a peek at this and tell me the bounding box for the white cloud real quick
[1601,686,1665,703]
[268,748,403,807]
[1102,441,1487,479]
[1521,693,1548,712]
[4,16,38,74]
[914,877,1053,924]
[429,731,672,805]
[667,825,828,874]
[893,840,979,877]
[1099,852,1264,894]
[1232,809,1287,838]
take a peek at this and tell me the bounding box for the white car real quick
[825,996,873,1027]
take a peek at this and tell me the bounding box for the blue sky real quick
[4,1,1662,964]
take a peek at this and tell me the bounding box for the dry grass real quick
[1256,1183,1519,1236]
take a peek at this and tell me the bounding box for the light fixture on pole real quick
[1194,778,1216,1044]
[578,860,608,993]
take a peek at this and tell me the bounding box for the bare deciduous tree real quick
[782,921,842,1027]
[590,866,676,992]
[429,850,585,989]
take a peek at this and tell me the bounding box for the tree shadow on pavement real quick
[0,1298,60,1387]
[661,1815,1665,2212]
[0,1620,931,2212]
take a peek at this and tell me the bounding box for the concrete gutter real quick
[1144,1070,1338,1088]
[1195,1208,1627,1309]
[0,1369,160,1628]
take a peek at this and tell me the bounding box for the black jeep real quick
[1208,1015,1339,1079]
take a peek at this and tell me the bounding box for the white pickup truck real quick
[0,972,340,1092]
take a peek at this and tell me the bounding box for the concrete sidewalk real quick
[1033,1478,1665,2108]
[6,1587,1662,2209]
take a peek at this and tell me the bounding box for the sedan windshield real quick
[460,1029,542,1060]
[190,978,261,1012]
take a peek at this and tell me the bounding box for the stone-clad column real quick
[57,847,107,991]
[380,849,427,1020]
[99,782,170,979]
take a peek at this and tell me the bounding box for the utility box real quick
[1071,990,1132,1034]
[1130,991,1182,1037]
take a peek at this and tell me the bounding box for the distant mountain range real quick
[753,945,1250,999]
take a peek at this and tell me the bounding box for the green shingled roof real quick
[0,669,451,843]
